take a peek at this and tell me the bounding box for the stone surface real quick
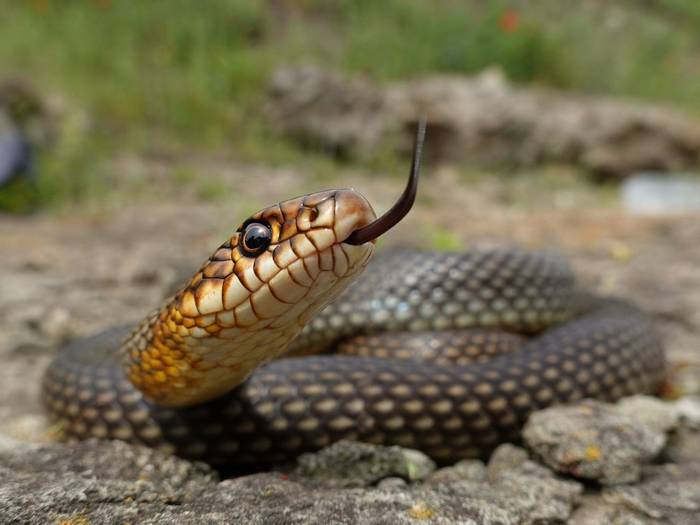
[1,398,695,524]
[425,459,487,484]
[0,438,586,525]
[266,66,700,178]
[293,439,436,488]
[523,399,666,484]
[615,394,680,434]
[266,65,387,158]
[570,462,700,525]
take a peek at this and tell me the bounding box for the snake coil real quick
[42,122,665,466]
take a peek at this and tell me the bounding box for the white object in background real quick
[621,173,700,215]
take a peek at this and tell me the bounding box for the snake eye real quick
[240,222,272,257]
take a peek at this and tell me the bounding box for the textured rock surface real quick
[571,463,700,525]
[0,438,583,525]
[615,394,681,433]
[266,65,387,158]
[266,66,700,178]
[522,399,666,484]
[3,396,700,524]
[294,439,436,488]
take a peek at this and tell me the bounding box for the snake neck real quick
[120,190,377,407]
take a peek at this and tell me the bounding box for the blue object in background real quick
[0,127,33,187]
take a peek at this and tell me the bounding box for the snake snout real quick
[333,190,377,245]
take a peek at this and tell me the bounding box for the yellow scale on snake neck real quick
[42,122,665,466]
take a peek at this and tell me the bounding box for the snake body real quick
[39,126,666,467]
[42,239,665,466]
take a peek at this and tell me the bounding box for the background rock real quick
[266,66,700,179]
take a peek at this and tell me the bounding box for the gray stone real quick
[265,66,700,178]
[265,65,387,158]
[487,443,555,481]
[375,476,408,489]
[293,439,436,488]
[522,399,666,484]
[672,396,700,427]
[425,459,487,484]
[0,438,585,525]
[615,395,680,434]
[0,439,219,525]
[599,462,700,525]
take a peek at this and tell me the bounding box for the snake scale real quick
[42,123,665,467]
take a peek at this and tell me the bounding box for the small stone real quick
[424,459,487,484]
[293,440,436,488]
[488,444,556,481]
[376,476,408,489]
[523,399,666,484]
[33,306,72,343]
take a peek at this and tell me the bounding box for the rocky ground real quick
[1,165,700,523]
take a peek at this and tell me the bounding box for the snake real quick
[42,122,665,467]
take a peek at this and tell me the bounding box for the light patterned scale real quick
[336,330,526,366]
[42,244,665,467]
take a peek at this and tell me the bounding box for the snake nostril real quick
[309,206,319,222]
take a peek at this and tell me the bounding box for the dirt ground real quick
[1,164,699,441]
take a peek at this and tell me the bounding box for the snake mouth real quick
[344,117,426,246]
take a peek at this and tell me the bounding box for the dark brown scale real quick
[41,249,666,467]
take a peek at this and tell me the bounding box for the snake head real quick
[125,121,426,406]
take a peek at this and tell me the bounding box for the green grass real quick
[1,0,700,210]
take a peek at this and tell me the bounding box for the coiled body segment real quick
[42,249,665,466]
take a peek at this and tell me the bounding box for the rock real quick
[596,462,700,525]
[487,443,555,481]
[522,399,666,484]
[616,394,680,434]
[221,470,580,525]
[265,65,387,158]
[0,439,219,525]
[266,66,700,178]
[425,459,487,484]
[0,438,585,524]
[484,471,582,524]
[375,476,408,489]
[33,305,73,343]
[672,396,700,427]
[293,440,436,488]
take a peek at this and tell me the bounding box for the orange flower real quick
[30,0,48,14]
[499,8,520,33]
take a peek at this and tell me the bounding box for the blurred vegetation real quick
[1,0,700,210]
